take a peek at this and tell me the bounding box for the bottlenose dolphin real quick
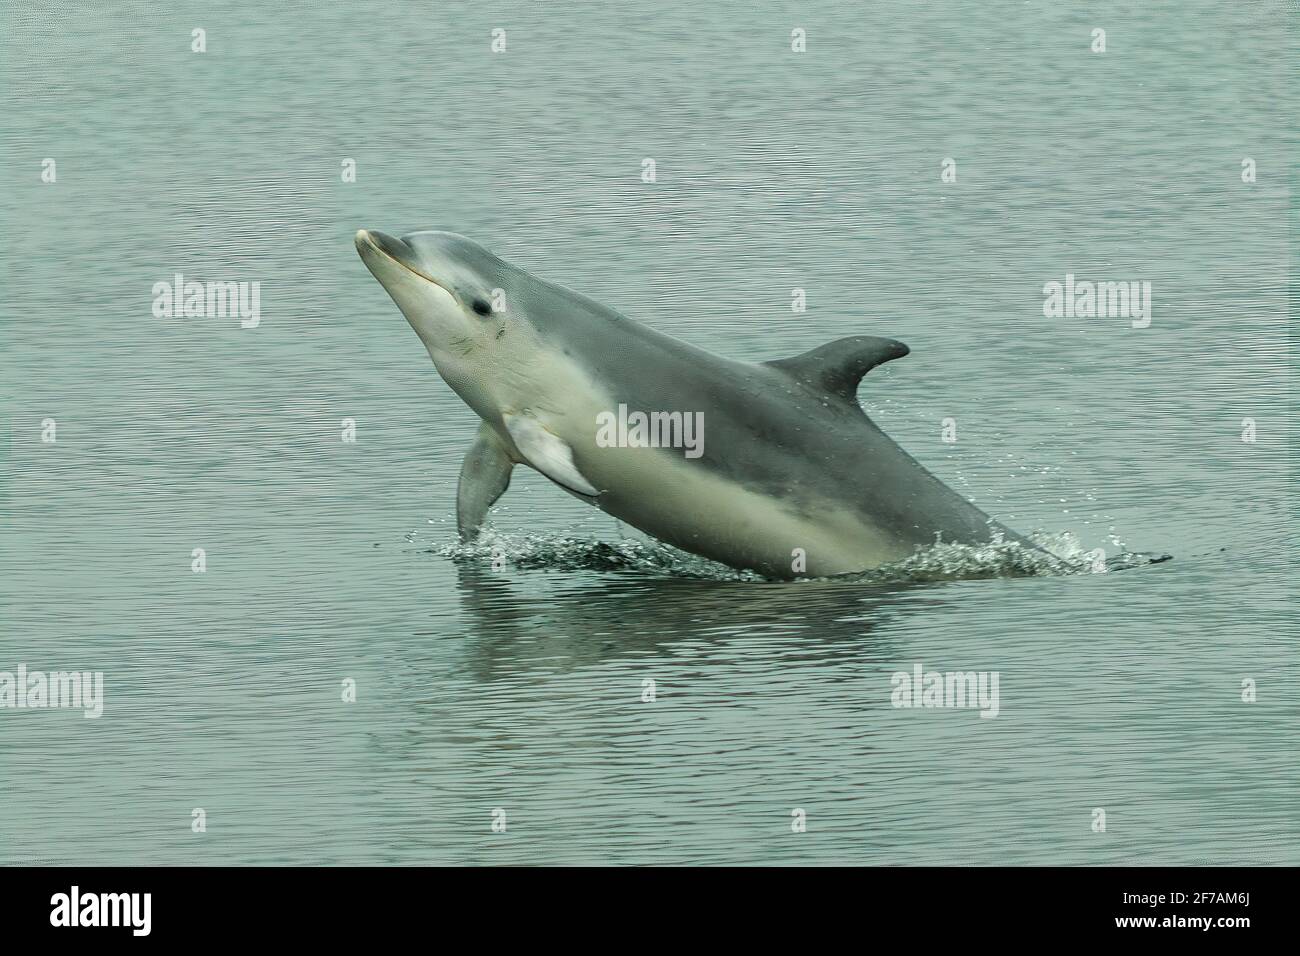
[355,229,1041,579]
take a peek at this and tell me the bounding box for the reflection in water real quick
[449,560,936,681]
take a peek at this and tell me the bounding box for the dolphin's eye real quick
[472,299,492,317]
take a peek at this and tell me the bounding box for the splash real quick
[429,526,1169,583]
[845,531,1168,583]
[433,528,762,579]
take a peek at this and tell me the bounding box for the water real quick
[1,1,1295,865]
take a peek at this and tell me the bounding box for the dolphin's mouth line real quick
[360,232,459,300]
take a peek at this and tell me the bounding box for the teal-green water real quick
[1,1,1295,865]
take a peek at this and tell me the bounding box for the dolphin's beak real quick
[355,228,414,265]
[355,229,459,301]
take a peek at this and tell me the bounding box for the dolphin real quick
[355,228,1043,579]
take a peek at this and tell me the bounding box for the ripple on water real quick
[433,527,1171,583]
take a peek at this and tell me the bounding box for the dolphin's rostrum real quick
[356,229,1040,579]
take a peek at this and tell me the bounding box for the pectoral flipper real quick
[457,422,515,541]
[503,413,600,497]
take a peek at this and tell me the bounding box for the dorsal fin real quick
[763,335,910,402]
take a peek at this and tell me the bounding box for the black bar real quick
[0,866,1285,942]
